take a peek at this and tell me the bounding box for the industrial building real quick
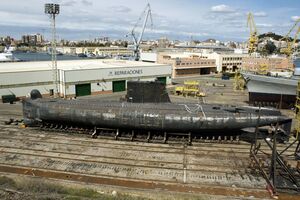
[44,46,133,57]
[157,53,216,78]
[168,51,247,73]
[199,52,248,72]
[241,56,294,72]
[141,51,248,74]
[0,59,171,100]
[140,52,158,62]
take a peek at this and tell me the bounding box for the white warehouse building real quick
[0,59,172,100]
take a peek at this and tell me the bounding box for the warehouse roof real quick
[0,59,169,73]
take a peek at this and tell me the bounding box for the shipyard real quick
[0,1,300,200]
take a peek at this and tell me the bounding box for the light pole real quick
[45,3,60,97]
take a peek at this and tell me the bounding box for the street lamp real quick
[45,3,60,97]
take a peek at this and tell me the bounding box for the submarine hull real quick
[23,97,292,135]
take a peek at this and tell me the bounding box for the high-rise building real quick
[21,33,44,45]
[36,33,44,44]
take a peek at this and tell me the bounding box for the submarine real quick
[23,86,292,138]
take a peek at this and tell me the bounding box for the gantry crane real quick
[127,3,153,61]
[280,18,300,57]
[247,12,258,54]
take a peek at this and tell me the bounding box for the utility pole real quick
[45,3,60,97]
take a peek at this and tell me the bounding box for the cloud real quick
[55,0,92,7]
[179,31,209,37]
[256,23,273,28]
[110,5,131,13]
[0,0,278,41]
[81,0,93,6]
[253,11,267,17]
[158,19,169,27]
[0,11,46,27]
[211,4,235,13]
[291,16,300,21]
[61,0,77,7]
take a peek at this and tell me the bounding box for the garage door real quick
[156,77,166,85]
[113,80,126,92]
[75,83,91,96]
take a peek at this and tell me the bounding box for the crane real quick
[247,12,258,54]
[127,3,153,61]
[291,26,300,57]
[280,18,300,57]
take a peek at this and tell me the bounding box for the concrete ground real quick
[78,76,249,106]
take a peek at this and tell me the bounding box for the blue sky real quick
[0,0,299,41]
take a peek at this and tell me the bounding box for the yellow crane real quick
[292,27,300,54]
[247,12,258,54]
[280,18,300,57]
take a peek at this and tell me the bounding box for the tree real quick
[258,41,277,56]
[266,41,276,54]
[258,32,283,41]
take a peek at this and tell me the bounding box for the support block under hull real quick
[249,92,296,109]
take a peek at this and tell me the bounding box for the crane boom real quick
[291,26,300,57]
[128,3,152,61]
[283,18,300,41]
[280,19,300,57]
[137,4,152,45]
[292,27,300,45]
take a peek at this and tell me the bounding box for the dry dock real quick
[0,77,299,199]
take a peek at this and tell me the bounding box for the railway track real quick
[2,121,297,156]
[1,118,300,199]
[0,130,297,159]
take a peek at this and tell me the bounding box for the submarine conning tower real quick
[126,80,170,103]
[30,89,42,100]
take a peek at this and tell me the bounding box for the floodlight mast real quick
[45,3,60,98]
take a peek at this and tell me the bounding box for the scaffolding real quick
[295,81,300,140]
[248,83,300,196]
[250,125,300,196]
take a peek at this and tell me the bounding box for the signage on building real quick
[108,69,143,76]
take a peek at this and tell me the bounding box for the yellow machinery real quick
[280,18,300,57]
[233,71,245,91]
[175,81,205,97]
[290,26,300,56]
[247,12,258,54]
[257,63,268,75]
